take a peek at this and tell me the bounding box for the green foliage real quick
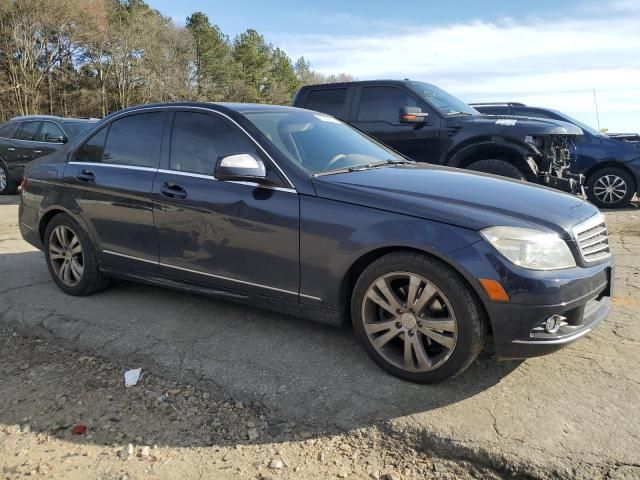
[0,0,351,119]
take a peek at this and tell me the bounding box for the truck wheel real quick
[0,163,16,195]
[466,159,527,181]
[351,252,485,384]
[586,167,635,209]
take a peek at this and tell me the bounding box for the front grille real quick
[573,214,611,263]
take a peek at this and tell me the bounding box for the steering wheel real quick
[325,153,348,169]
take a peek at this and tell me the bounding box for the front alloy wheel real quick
[352,252,485,383]
[362,272,457,372]
[586,167,635,209]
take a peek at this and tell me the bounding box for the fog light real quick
[545,315,566,334]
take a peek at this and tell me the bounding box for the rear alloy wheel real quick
[586,167,635,209]
[44,214,110,295]
[0,164,15,195]
[466,159,527,181]
[352,252,485,383]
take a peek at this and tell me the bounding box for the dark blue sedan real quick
[18,103,613,383]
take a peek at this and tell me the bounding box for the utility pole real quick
[593,89,601,132]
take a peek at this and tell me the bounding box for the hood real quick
[453,114,584,136]
[312,164,598,238]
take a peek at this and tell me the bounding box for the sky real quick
[148,0,640,133]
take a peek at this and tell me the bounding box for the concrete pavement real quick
[1,195,638,479]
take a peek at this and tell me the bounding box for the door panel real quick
[152,109,300,300]
[153,174,300,299]
[64,110,167,271]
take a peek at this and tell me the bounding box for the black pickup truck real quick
[293,80,584,193]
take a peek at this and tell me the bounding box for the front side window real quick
[170,111,264,177]
[244,110,402,174]
[304,88,348,120]
[38,122,66,142]
[357,87,417,123]
[101,112,164,167]
[14,121,42,141]
[74,126,108,163]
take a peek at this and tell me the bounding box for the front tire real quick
[467,159,527,181]
[351,252,485,384]
[586,167,635,209]
[44,214,110,296]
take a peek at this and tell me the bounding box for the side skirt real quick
[99,262,342,327]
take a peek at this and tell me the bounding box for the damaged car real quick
[293,80,584,193]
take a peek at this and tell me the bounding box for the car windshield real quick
[408,81,478,116]
[63,121,95,137]
[554,111,603,137]
[243,110,405,174]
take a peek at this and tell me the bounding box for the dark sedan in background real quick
[472,103,640,208]
[0,115,97,194]
[18,103,612,383]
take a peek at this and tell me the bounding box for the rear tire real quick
[351,252,485,384]
[44,214,111,296]
[586,167,635,209]
[467,159,527,181]
[0,163,16,195]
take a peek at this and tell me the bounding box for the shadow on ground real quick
[0,249,522,450]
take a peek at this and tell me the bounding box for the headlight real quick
[481,226,576,270]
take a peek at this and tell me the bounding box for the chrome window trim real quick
[68,161,158,172]
[156,168,214,180]
[101,249,318,300]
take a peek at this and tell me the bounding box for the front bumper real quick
[449,240,613,359]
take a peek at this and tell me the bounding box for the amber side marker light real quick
[401,115,418,121]
[479,278,510,302]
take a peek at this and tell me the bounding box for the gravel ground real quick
[0,327,504,480]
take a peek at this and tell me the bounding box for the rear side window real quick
[38,122,66,142]
[102,112,164,167]
[14,121,42,141]
[357,86,417,123]
[0,123,17,138]
[304,89,348,119]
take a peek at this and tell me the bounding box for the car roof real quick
[110,102,310,117]
[298,79,413,89]
[9,115,97,123]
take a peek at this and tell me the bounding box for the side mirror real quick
[46,134,66,143]
[215,153,267,182]
[399,106,429,124]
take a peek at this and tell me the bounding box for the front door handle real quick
[161,182,187,199]
[34,150,42,154]
[76,169,95,182]
[7,147,15,151]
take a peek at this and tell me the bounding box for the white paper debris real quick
[124,368,142,387]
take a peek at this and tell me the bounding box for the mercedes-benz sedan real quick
[18,103,613,383]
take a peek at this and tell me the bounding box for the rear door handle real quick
[161,182,187,199]
[76,169,95,182]
[34,150,42,154]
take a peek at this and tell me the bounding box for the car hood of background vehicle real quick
[312,165,598,237]
[453,114,584,136]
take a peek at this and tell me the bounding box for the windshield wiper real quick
[445,111,473,116]
[313,159,414,177]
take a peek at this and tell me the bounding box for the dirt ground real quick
[0,328,502,480]
[1,195,639,480]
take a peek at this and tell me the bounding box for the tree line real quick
[0,0,352,121]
